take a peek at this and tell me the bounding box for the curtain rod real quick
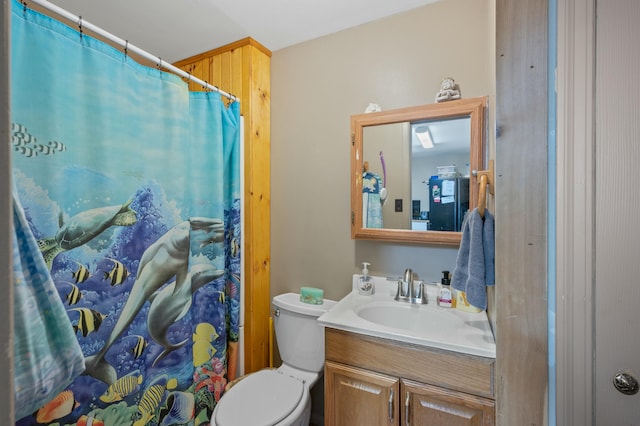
[25,0,239,103]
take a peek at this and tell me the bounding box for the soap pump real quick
[437,270,453,308]
[358,262,374,295]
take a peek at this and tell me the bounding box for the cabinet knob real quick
[613,371,639,395]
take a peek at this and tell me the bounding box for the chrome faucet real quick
[394,268,427,304]
[403,268,414,299]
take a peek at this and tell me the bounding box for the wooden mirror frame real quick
[351,96,487,245]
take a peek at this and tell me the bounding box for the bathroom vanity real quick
[318,276,496,425]
[324,329,494,425]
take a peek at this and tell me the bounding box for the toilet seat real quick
[214,369,305,426]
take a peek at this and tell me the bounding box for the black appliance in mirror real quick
[428,177,469,232]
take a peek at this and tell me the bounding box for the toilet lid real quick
[215,370,304,426]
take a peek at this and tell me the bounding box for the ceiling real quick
[44,0,439,62]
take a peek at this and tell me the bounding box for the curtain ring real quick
[124,40,129,57]
[78,16,83,39]
[157,57,162,70]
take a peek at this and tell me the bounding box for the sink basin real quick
[317,275,496,358]
[355,301,460,332]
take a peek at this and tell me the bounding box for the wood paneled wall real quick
[174,37,272,374]
[495,1,548,424]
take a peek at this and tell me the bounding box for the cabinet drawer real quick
[325,328,495,399]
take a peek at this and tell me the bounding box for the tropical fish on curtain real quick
[11,1,242,425]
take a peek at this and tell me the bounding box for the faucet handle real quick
[394,280,403,300]
[413,280,423,299]
[417,281,428,304]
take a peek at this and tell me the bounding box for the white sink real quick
[356,301,460,331]
[317,275,496,358]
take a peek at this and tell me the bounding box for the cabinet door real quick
[402,379,495,426]
[325,361,400,426]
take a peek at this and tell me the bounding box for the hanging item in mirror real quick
[362,161,384,228]
[379,150,387,205]
[435,77,461,103]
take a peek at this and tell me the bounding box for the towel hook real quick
[472,160,494,218]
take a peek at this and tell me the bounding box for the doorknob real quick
[613,371,639,395]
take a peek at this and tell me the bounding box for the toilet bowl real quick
[211,292,336,426]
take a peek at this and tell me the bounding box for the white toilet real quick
[211,292,336,426]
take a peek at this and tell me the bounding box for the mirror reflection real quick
[352,97,487,245]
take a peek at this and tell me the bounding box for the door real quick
[594,0,640,421]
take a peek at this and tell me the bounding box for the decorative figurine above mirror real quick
[435,77,462,103]
[351,96,487,245]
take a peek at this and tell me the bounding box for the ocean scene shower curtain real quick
[11,1,241,425]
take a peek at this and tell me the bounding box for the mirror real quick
[351,96,487,245]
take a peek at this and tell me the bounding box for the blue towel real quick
[451,208,495,310]
[362,171,384,228]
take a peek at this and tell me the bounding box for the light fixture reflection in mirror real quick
[414,125,434,149]
[351,96,487,245]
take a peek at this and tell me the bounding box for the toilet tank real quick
[272,293,336,372]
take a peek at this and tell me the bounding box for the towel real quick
[13,191,85,419]
[451,208,495,310]
[362,171,383,228]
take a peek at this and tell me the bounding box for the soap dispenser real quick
[358,262,374,295]
[437,270,453,308]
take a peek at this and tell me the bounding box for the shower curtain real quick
[11,1,241,425]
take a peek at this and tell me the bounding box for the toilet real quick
[211,292,336,426]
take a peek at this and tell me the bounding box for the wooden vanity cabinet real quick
[324,328,495,426]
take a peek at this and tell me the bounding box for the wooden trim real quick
[495,0,549,424]
[174,37,272,67]
[241,43,272,373]
[173,39,272,375]
[325,328,495,399]
[556,0,596,424]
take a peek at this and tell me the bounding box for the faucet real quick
[403,268,414,299]
[394,268,427,304]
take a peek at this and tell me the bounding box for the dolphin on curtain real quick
[84,217,224,385]
[147,262,225,367]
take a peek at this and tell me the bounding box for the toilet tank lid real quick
[273,292,336,316]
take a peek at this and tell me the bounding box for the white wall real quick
[271,0,495,302]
